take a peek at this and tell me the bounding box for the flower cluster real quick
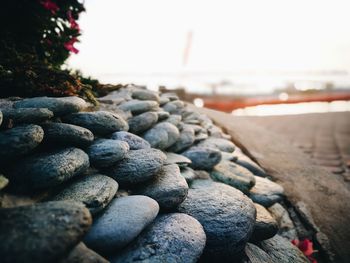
[292,239,317,263]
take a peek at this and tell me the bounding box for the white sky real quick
[68,0,350,77]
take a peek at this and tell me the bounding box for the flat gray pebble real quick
[182,147,222,170]
[180,167,197,183]
[177,182,256,260]
[165,152,192,168]
[168,125,195,153]
[197,137,235,153]
[143,122,180,150]
[111,131,150,150]
[156,110,170,120]
[132,89,160,101]
[244,243,276,263]
[251,203,278,241]
[1,108,53,125]
[14,96,87,116]
[111,213,206,263]
[249,176,284,207]
[51,174,118,215]
[119,100,159,114]
[128,112,158,134]
[63,111,128,135]
[84,195,159,253]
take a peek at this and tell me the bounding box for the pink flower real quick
[39,0,59,14]
[67,10,80,31]
[292,239,317,263]
[64,38,79,54]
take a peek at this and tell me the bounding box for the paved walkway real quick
[245,112,350,181]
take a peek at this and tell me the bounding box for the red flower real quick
[292,239,317,263]
[67,10,80,31]
[39,0,59,14]
[64,38,79,54]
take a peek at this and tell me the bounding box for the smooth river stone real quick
[182,147,222,170]
[136,164,189,210]
[60,243,108,263]
[168,125,195,153]
[8,148,89,191]
[251,203,278,241]
[244,243,276,263]
[249,176,285,207]
[142,122,180,150]
[0,201,92,263]
[164,114,182,127]
[132,89,160,101]
[177,182,256,260]
[197,137,235,153]
[14,96,87,116]
[119,100,159,114]
[162,100,185,114]
[111,213,206,263]
[1,108,53,125]
[260,235,309,263]
[51,174,118,215]
[180,167,197,183]
[105,149,166,186]
[63,111,128,135]
[234,150,267,177]
[87,139,129,168]
[127,112,158,134]
[156,110,170,120]
[165,152,192,168]
[41,122,94,147]
[0,124,44,160]
[84,195,159,253]
[111,131,151,150]
[210,160,256,193]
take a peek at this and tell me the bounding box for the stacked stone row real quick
[0,86,308,263]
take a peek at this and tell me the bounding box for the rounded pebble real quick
[111,131,150,150]
[182,147,222,170]
[128,112,158,134]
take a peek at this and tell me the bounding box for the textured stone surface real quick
[268,203,298,240]
[136,164,188,209]
[63,111,128,135]
[8,148,89,191]
[143,122,180,150]
[0,124,44,160]
[168,124,195,153]
[182,147,222,170]
[162,100,184,114]
[260,235,309,263]
[41,122,94,147]
[127,112,158,134]
[0,201,92,263]
[251,203,278,241]
[156,110,170,120]
[249,176,284,207]
[177,182,256,260]
[244,243,276,263]
[14,96,87,116]
[111,213,206,263]
[197,137,235,153]
[105,149,166,185]
[164,152,192,167]
[84,195,159,253]
[87,139,129,168]
[119,100,159,114]
[111,131,150,150]
[180,167,197,183]
[164,114,182,127]
[60,243,108,263]
[51,174,118,215]
[210,160,256,193]
[132,89,160,101]
[1,108,53,125]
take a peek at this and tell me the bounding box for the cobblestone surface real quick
[245,112,350,182]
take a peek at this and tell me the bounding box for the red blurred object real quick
[64,37,79,54]
[39,0,59,14]
[292,239,317,263]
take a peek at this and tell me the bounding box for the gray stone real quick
[168,125,195,153]
[161,93,179,101]
[63,111,128,135]
[162,100,184,114]
[165,152,192,168]
[156,110,170,120]
[197,137,235,153]
[177,182,256,260]
[260,235,309,263]
[210,160,256,193]
[164,114,182,126]
[132,89,160,101]
[194,132,209,142]
[105,149,166,186]
[249,176,284,207]
[51,174,118,215]
[143,122,180,150]
[128,112,158,134]
[14,96,87,116]
[251,203,278,241]
[87,139,129,168]
[111,213,206,263]
[119,100,159,114]
[234,150,267,177]
[1,108,53,125]
[182,147,222,170]
[244,243,276,263]
[0,124,44,160]
[190,178,215,189]
[8,148,89,191]
[221,151,238,161]
[180,167,197,183]
[111,131,151,150]
[268,203,298,240]
[136,164,188,209]
[60,243,108,263]
[159,96,170,106]
[0,201,92,263]
[0,110,2,125]
[41,122,94,147]
[84,195,159,253]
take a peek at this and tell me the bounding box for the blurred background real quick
[67,0,350,116]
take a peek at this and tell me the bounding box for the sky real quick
[67,0,350,81]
